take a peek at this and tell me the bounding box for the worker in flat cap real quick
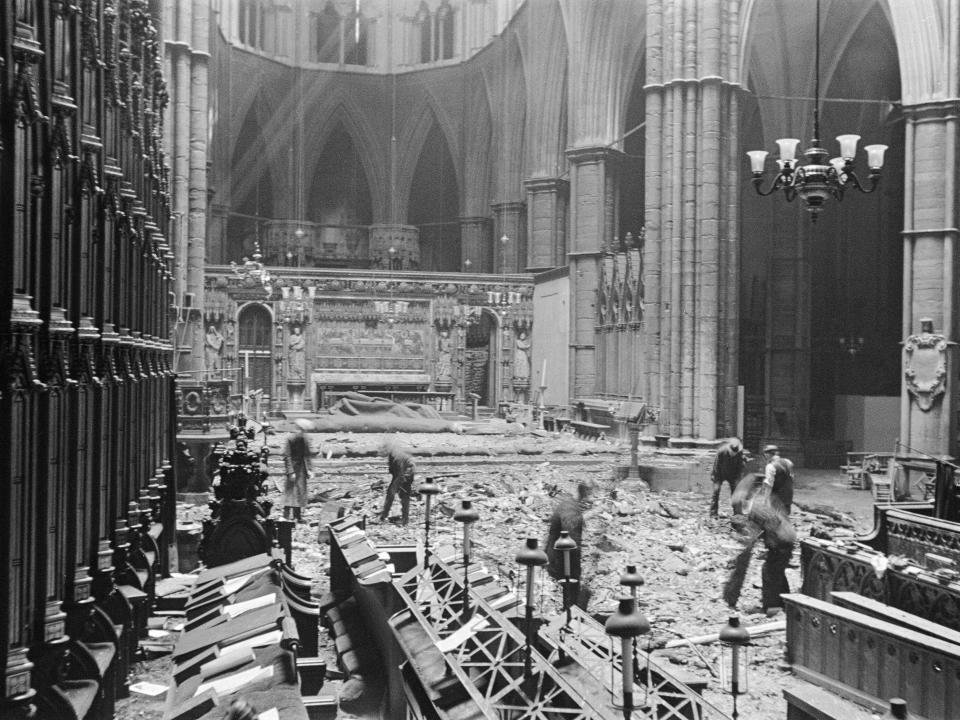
[709,437,749,519]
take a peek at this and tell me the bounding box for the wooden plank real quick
[831,592,960,646]
[783,684,878,720]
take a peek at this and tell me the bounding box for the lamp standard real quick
[604,596,650,719]
[453,500,479,620]
[619,565,647,705]
[554,531,577,627]
[719,616,751,720]
[418,478,441,570]
[516,537,548,679]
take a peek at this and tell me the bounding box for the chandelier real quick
[746,0,888,221]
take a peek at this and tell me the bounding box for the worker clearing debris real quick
[545,482,595,609]
[722,445,797,617]
[379,440,417,525]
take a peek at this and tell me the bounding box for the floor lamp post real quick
[516,537,548,679]
[605,596,650,720]
[419,478,441,570]
[454,500,479,620]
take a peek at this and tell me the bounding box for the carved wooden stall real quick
[1,2,176,718]
[789,476,960,718]
[164,553,316,720]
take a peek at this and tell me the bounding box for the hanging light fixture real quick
[746,0,888,221]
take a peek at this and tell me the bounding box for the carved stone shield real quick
[904,331,949,411]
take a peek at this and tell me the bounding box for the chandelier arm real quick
[842,170,881,194]
[751,173,788,197]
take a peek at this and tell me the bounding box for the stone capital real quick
[565,145,625,166]
[523,177,569,194]
[490,200,526,214]
[901,98,960,124]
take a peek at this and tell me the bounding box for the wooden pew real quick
[784,592,960,719]
[800,536,960,631]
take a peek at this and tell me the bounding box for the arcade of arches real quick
[190,0,959,467]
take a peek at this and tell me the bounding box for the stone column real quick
[165,0,210,375]
[491,201,526,273]
[524,177,568,272]
[643,0,741,440]
[566,147,621,400]
[459,216,491,273]
[900,100,960,456]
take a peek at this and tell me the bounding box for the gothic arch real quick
[300,89,388,222]
[461,71,494,217]
[490,31,527,202]
[520,0,568,178]
[395,99,462,225]
[228,63,301,217]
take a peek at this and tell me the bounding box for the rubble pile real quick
[147,428,870,720]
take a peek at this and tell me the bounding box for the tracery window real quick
[416,1,454,64]
[311,2,370,66]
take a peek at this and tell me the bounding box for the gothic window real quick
[416,3,431,64]
[312,2,340,63]
[436,2,454,60]
[416,2,454,64]
[344,11,369,66]
[275,6,293,57]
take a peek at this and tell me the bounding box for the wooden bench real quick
[784,592,960,719]
[569,420,610,440]
[784,684,878,720]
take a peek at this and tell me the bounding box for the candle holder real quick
[516,537,548,679]
[604,596,651,719]
[453,500,479,620]
[719,616,751,720]
[419,478,441,570]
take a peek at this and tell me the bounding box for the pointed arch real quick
[461,68,493,217]
[395,97,461,224]
[300,86,389,222]
[521,0,568,178]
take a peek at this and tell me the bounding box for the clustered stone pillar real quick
[459,216,491,272]
[642,0,741,439]
[566,147,621,400]
[491,201,526,273]
[524,177,568,272]
[900,99,960,456]
[166,0,210,375]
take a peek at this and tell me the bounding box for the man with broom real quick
[723,445,796,617]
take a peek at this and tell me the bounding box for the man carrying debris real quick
[380,442,416,525]
[709,437,749,519]
[723,445,796,617]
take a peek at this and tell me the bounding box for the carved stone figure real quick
[513,330,531,382]
[288,325,306,380]
[436,330,452,382]
[204,325,224,372]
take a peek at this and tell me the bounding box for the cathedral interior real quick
[3,0,960,718]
